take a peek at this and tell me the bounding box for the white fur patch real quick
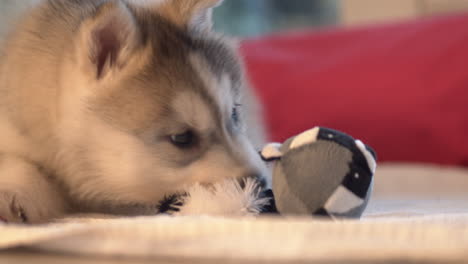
[172,91,214,132]
[355,140,377,174]
[175,178,270,217]
[324,186,364,214]
[189,54,234,116]
[289,127,319,149]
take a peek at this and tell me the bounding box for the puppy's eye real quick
[170,130,196,148]
[232,104,241,124]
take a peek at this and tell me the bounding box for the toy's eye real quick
[170,130,196,148]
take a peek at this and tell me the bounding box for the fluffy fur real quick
[0,0,268,223]
[174,178,270,217]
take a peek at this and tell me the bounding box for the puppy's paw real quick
[0,190,65,224]
[0,191,29,223]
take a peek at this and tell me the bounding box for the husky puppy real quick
[0,0,268,223]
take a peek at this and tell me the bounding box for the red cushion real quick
[241,14,468,166]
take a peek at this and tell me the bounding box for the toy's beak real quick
[259,143,283,162]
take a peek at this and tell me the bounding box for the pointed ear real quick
[159,0,223,33]
[77,1,141,80]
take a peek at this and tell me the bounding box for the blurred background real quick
[215,0,468,220]
[2,0,468,38]
[214,0,468,36]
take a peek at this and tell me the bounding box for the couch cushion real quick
[242,14,468,166]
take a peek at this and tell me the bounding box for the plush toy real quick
[259,127,377,219]
[159,127,377,219]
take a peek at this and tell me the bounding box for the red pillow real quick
[241,14,468,167]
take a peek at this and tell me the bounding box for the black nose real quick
[238,172,267,190]
[259,189,279,214]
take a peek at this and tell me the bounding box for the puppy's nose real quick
[238,171,267,190]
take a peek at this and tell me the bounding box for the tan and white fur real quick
[0,0,268,223]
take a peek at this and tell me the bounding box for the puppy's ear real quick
[159,0,223,34]
[77,1,141,80]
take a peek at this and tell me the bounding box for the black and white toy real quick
[260,127,377,219]
[159,127,376,219]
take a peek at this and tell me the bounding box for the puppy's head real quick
[57,0,267,208]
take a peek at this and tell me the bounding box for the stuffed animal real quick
[259,127,377,219]
[159,127,377,219]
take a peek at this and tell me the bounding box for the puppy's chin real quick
[77,201,158,216]
[86,174,270,217]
